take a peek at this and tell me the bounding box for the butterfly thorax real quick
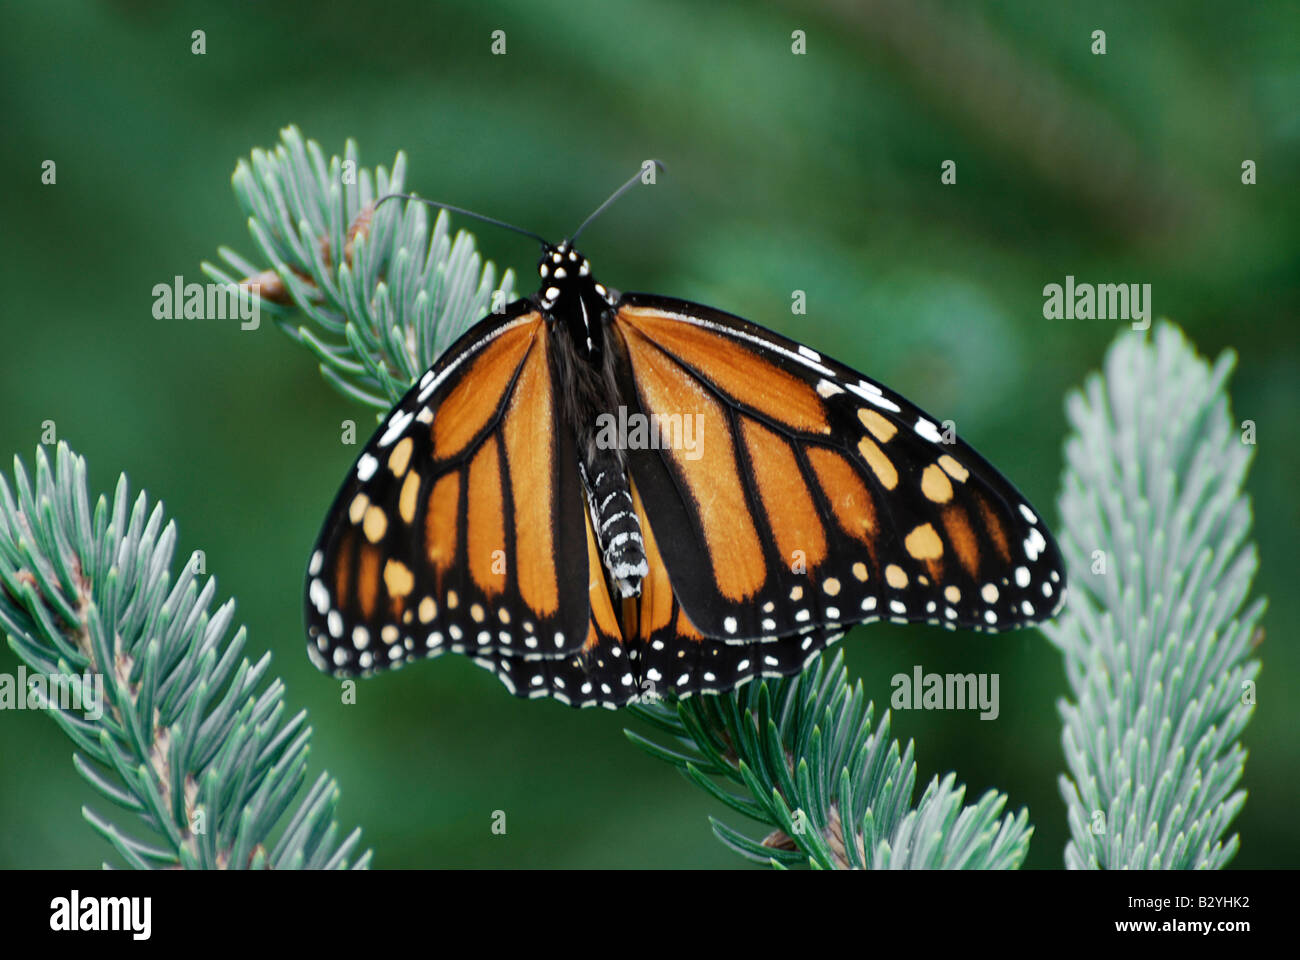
[536,240,615,359]
[537,241,648,598]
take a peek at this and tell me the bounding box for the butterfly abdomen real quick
[581,451,647,597]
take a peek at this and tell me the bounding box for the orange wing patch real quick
[432,315,541,461]
[618,306,829,435]
[675,605,704,641]
[618,321,766,601]
[334,529,354,608]
[806,447,878,550]
[502,323,559,617]
[580,619,602,655]
[425,472,460,582]
[623,479,675,641]
[976,494,1011,563]
[740,417,828,572]
[942,505,980,577]
[357,542,381,619]
[467,435,507,595]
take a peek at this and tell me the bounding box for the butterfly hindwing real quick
[305,304,591,677]
[611,294,1065,642]
[468,472,853,710]
[466,488,635,707]
[623,476,846,702]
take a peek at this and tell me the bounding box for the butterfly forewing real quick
[610,295,1065,642]
[305,305,591,677]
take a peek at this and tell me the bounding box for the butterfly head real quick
[537,239,615,314]
[538,239,589,284]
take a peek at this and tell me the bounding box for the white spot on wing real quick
[1024,527,1047,561]
[309,578,329,614]
[378,409,414,447]
[914,418,943,444]
[847,380,901,413]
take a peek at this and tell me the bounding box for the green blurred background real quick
[2,0,1296,868]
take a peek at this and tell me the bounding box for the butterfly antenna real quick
[571,160,666,242]
[375,193,549,246]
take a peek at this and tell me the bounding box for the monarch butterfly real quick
[304,167,1066,708]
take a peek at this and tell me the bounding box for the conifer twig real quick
[0,443,369,869]
[1044,324,1262,869]
[626,654,1033,869]
[203,124,516,411]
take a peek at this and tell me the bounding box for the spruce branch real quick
[202,125,516,411]
[626,654,1033,869]
[1044,323,1263,869]
[0,443,369,869]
